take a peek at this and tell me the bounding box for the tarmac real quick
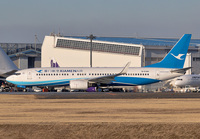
[1,91,200,99]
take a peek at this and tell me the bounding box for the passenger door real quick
[27,71,32,80]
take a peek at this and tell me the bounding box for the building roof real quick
[66,36,200,47]
[9,49,41,58]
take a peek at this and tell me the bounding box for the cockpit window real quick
[15,73,21,75]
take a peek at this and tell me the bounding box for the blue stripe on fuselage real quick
[114,77,159,85]
[7,76,160,87]
[7,78,71,87]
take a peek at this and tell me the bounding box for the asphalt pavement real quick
[1,91,200,99]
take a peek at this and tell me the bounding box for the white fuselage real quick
[6,67,183,87]
[175,75,200,87]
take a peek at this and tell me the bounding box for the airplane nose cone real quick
[6,75,14,82]
[174,81,182,87]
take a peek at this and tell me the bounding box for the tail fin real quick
[51,57,60,68]
[0,47,19,77]
[145,34,191,69]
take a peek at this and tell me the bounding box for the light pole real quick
[87,34,96,67]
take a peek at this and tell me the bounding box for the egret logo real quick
[171,53,185,60]
[36,70,43,73]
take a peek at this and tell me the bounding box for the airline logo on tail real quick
[170,53,185,60]
[51,58,60,68]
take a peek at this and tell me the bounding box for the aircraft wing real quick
[88,62,131,84]
[0,70,18,78]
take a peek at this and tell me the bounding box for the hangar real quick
[41,35,144,68]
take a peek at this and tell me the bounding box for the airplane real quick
[174,74,200,87]
[6,34,192,91]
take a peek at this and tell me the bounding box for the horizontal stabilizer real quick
[171,67,192,73]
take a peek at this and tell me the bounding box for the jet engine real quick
[70,80,88,90]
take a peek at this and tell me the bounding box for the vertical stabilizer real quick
[0,47,18,77]
[50,57,60,68]
[145,34,191,68]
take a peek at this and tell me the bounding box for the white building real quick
[41,35,144,68]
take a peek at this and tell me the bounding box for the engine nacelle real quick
[70,80,88,90]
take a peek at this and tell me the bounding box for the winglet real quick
[120,62,131,74]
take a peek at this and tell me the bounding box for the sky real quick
[0,0,200,43]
